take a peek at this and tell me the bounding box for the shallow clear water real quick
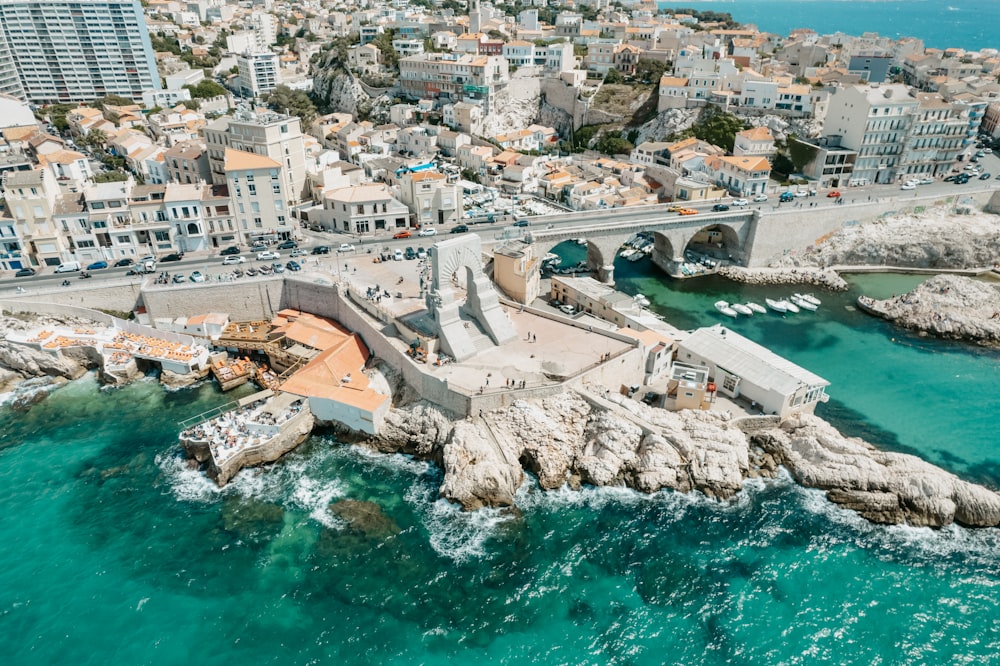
[3,259,1000,663]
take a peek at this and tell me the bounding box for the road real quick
[3,157,999,296]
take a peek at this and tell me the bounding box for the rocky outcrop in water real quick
[373,390,1000,528]
[858,274,1000,345]
[0,313,100,392]
[718,265,849,291]
[752,415,1000,527]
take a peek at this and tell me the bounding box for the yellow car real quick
[667,204,685,212]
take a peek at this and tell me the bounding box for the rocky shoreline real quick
[857,274,1000,345]
[372,390,1000,529]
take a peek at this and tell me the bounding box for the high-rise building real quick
[236,51,281,98]
[0,0,160,104]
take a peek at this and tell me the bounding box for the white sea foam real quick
[290,476,346,529]
[424,498,510,563]
[156,452,222,503]
[0,391,13,407]
[313,437,434,477]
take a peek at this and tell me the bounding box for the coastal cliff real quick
[0,313,101,401]
[373,391,1000,528]
[857,274,1000,345]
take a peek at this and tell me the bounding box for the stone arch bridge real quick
[524,208,757,283]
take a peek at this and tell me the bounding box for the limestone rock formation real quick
[0,313,100,391]
[859,274,1000,345]
[372,389,1000,529]
[160,367,210,389]
[752,415,1000,528]
[719,265,849,291]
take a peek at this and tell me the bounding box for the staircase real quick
[459,313,496,353]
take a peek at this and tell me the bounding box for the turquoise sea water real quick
[3,255,1000,662]
[657,0,1000,51]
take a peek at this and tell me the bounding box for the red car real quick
[393,230,411,239]
[827,190,841,198]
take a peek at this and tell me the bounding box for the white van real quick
[54,261,81,273]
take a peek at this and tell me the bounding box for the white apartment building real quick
[237,51,281,98]
[397,171,461,228]
[0,0,161,104]
[318,183,410,235]
[399,53,509,114]
[1,168,66,268]
[203,108,307,202]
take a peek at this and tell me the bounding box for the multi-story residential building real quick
[824,83,918,185]
[223,148,296,245]
[1,168,65,268]
[165,141,212,185]
[317,183,410,234]
[397,170,461,228]
[502,41,535,67]
[399,53,509,114]
[236,51,281,98]
[897,91,969,178]
[705,155,771,196]
[204,108,307,202]
[733,127,775,157]
[0,0,160,104]
[790,137,857,189]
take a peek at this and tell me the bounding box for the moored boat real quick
[765,298,788,313]
[714,300,738,318]
[619,248,636,258]
[745,302,766,314]
[731,303,753,316]
[799,293,822,306]
[634,294,651,307]
[783,299,800,313]
[791,294,818,311]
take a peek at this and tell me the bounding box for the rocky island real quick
[857,274,1000,345]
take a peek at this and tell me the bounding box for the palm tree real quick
[86,129,108,149]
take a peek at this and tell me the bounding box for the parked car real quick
[392,230,412,239]
[113,258,134,267]
[161,253,184,262]
[393,249,404,261]
[779,192,796,202]
[827,190,841,198]
[450,224,469,234]
[285,260,301,271]
[222,256,246,265]
[86,260,108,270]
[404,246,416,260]
[311,245,331,254]
[559,304,576,315]
[251,243,267,253]
[980,172,992,180]
[417,247,427,259]
[919,177,934,185]
[418,226,437,236]
[513,219,530,227]
[901,182,916,190]
[290,248,307,257]
[257,250,281,261]
[731,198,749,206]
[14,267,36,277]
[712,203,730,211]
[220,246,241,255]
[276,240,298,250]
[189,271,205,282]
[271,263,285,274]
[337,243,355,253]
[752,193,768,202]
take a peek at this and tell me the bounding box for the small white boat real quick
[731,303,753,316]
[627,251,645,262]
[745,302,766,314]
[765,298,787,313]
[714,300,738,318]
[783,299,800,313]
[575,238,587,246]
[791,294,818,311]
[619,248,636,258]
[798,293,821,306]
[634,294,651,307]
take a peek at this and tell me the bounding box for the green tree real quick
[93,171,129,183]
[90,94,134,109]
[263,85,319,125]
[44,103,76,132]
[370,29,400,71]
[595,131,633,156]
[604,68,625,84]
[634,58,668,84]
[679,104,747,153]
[460,168,481,184]
[185,79,227,99]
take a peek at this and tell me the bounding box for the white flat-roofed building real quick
[237,51,281,98]
[0,0,161,104]
[677,324,830,419]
